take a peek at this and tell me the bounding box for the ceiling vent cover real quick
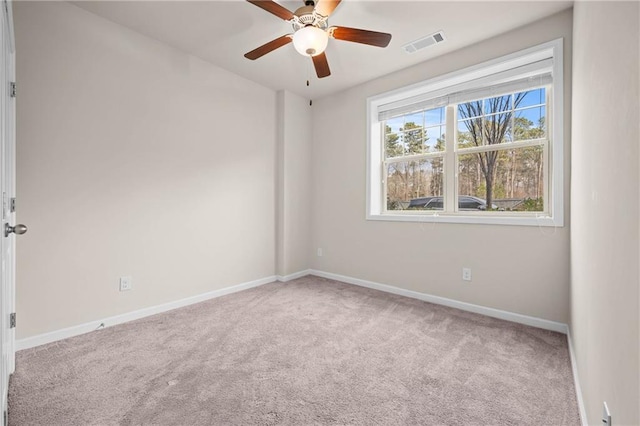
[402,31,446,54]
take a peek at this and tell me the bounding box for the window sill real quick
[366,212,563,227]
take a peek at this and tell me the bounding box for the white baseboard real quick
[308,269,568,334]
[16,268,584,423]
[276,269,312,282]
[566,329,588,426]
[16,275,277,351]
[16,269,569,351]
[16,268,583,423]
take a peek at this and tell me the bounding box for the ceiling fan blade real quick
[328,26,392,48]
[246,0,295,21]
[314,0,342,17]
[244,34,293,60]
[312,52,331,78]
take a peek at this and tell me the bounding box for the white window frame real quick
[366,39,564,227]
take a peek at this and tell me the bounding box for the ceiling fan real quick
[244,0,392,79]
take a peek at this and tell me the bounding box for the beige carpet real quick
[9,276,580,425]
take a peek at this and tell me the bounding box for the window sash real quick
[382,97,549,215]
[385,151,445,164]
[454,141,548,214]
[378,59,553,121]
[383,138,548,215]
[456,138,546,155]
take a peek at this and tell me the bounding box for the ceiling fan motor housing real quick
[292,5,328,32]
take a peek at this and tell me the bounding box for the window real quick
[367,39,564,226]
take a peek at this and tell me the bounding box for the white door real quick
[0,0,16,421]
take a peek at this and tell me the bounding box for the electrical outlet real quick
[602,402,611,426]
[119,276,132,292]
[462,267,472,281]
[317,248,323,257]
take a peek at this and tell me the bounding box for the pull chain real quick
[306,58,312,106]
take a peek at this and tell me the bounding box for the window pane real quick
[403,112,424,129]
[458,118,483,148]
[385,117,403,134]
[514,107,546,140]
[484,95,512,114]
[385,130,403,158]
[484,113,512,144]
[515,88,545,108]
[426,126,445,152]
[457,146,545,212]
[386,159,444,210]
[425,107,445,126]
[458,100,483,120]
[401,125,424,155]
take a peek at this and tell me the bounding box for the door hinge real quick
[9,82,15,98]
[10,198,15,213]
[9,313,15,328]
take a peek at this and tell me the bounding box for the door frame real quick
[0,0,15,419]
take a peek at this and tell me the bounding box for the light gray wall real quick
[14,2,277,338]
[14,3,640,420]
[570,2,640,425]
[310,10,573,323]
[276,90,312,277]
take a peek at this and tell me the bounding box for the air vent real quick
[402,31,446,54]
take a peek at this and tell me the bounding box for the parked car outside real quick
[407,196,498,211]
[407,197,437,209]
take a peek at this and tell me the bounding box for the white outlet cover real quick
[119,276,132,291]
[462,268,472,281]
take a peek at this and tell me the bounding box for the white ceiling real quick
[72,0,573,99]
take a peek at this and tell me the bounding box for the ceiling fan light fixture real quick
[293,26,328,57]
